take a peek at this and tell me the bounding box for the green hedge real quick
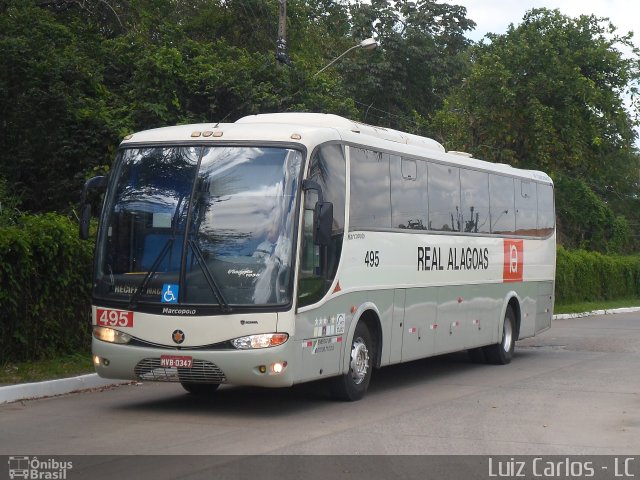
[556,245,640,304]
[0,214,93,363]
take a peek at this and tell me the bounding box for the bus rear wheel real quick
[180,382,220,396]
[484,305,516,365]
[331,322,373,401]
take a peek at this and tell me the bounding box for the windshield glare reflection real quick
[95,146,302,308]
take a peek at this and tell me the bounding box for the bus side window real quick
[350,148,391,230]
[460,168,490,233]
[516,180,537,235]
[297,144,346,308]
[537,183,555,237]
[489,175,516,235]
[391,156,428,230]
[428,162,461,232]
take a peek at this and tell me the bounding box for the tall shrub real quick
[555,246,640,304]
[0,214,94,363]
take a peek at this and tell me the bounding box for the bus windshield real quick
[94,145,303,309]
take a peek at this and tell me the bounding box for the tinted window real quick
[308,144,346,231]
[94,146,304,307]
[428,162,460,232]
[516,179,537,235]
[298,144,346,307]
[489,175,515,234]
[460,169,490,233]
[391,156,428,230]
[187,147,302,305]
[98,147,199,278]
[537,183,555,237]
[350,148,391,230]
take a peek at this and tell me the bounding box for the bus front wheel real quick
[484,305,516,365]
[331,322,373,401]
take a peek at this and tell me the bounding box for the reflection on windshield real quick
[94,146,302,308]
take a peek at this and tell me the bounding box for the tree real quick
[554,175,633,253]
[0,176,20,226]
[0,1,115,212]
[432,8,640,249]
[0,0,358,212]
[339,0,475,132]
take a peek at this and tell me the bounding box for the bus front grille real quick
[134,358,227,384]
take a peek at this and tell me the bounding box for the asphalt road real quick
[1,312,638,460]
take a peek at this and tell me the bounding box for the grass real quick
[554,297,640,315]
[0,352,94,385]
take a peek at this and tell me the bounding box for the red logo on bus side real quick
[503,239,523,283]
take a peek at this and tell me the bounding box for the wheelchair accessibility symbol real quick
[161,284,179,303]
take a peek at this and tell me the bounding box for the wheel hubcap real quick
[350,337,370,385]
[502,319,513,353]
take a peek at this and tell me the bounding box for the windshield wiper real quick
[128,194,190,309]
[127,238,173,310]
[188,239,231,312]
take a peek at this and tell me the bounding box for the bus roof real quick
[236,113,447,152]
[120,113,552,184]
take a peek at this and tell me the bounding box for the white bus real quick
[81,113,555,401]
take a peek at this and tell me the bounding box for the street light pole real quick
[313,38,378,76]
[276,0,290,64]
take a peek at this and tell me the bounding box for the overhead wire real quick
[353,99,429,134]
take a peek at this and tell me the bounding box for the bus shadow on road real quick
[111,349,536,417]
[113,380,337,417]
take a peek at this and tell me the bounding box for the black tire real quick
[180,382,220,396]
[331,322,373,401]
[484,305,516,365]
[467,347,486,363]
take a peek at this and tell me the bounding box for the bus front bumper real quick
[92,338,297,388]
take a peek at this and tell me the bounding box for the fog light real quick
[271,361,287,374]
[93,355,101,365]
[103,358,110,366]
[258,365,267,374]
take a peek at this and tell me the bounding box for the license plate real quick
[160,355,193,368]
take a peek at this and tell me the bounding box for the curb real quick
[552,306,640,320]
[0,374,131,405]
[1,307,639,405]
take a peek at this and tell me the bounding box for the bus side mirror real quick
[79,203,92,240]
[79,175,106,240]
[302,179,333,246]
[314,201,333,246]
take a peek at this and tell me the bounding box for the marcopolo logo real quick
[8,456,73,479]
[172,329,185,344]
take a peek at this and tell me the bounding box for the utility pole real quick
[276,0,290,64]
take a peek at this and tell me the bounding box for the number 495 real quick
[365,250,380,267]
[97,308,133,327]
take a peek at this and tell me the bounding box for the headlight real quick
[93,326,131,344]
[231,333,289,349]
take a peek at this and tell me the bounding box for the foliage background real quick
[0,214,93,363]
[2,1,638,250]
[556,246,640,304]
